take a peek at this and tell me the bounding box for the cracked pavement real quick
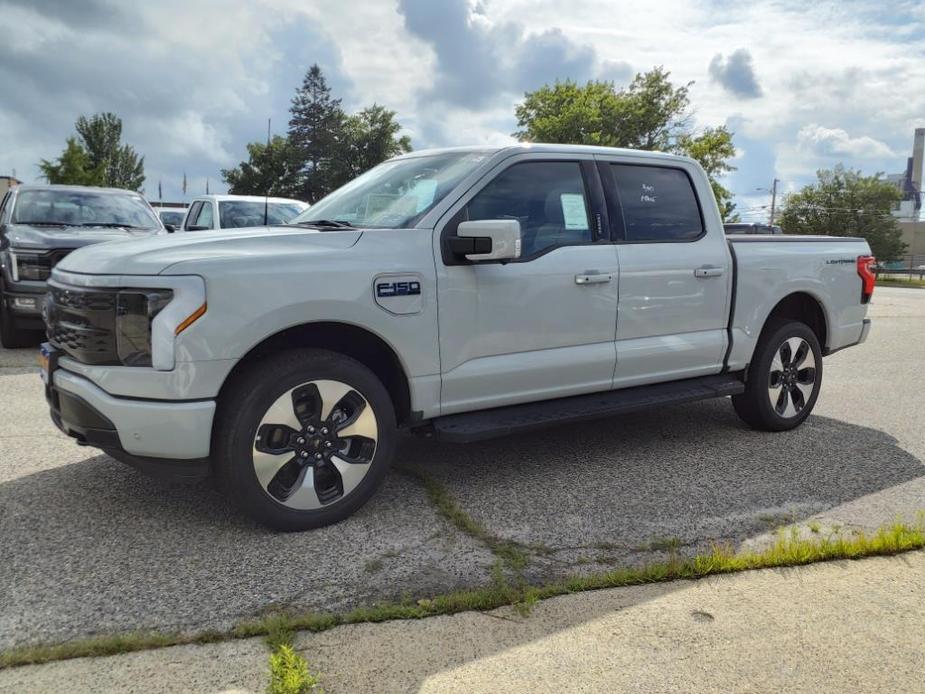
[1,287,923,651]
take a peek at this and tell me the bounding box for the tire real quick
[732,319,822,432]
[213,348,396,531]
[0,296,35,349]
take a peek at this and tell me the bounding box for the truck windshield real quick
[219,201,305,228]
[12,190,161,230]
[289,151,491,229]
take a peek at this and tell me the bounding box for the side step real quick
[430,374,745,443]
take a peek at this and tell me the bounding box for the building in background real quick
[887,129,925,262]
[888,128,923,221]
[0,175,22,197]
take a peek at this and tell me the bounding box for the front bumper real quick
[47,365,215,476]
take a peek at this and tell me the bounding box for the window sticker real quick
[640,183,657,203]
[560,193,589,230]
[411,179,438,212]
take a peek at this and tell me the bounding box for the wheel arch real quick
[761,292,828,351]
[217,321,414,426]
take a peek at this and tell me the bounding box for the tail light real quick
[857,255,876,304]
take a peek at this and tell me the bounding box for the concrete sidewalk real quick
[3,551,924,693]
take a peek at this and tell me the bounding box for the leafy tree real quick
[39,137,102,186]
[331,105,412,187]
[779,165,906,261]
[676,126,739,221]
[222,136,303,197]
[514,68,739,220]
[39,112,145,190]
[288,64,345,202]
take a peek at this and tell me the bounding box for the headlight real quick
[49,270,207,371]
[116,290,174,366]
[10,251,51,281]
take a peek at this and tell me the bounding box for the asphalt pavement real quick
[1,287,923,651]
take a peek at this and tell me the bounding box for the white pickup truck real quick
[40,145,875,530]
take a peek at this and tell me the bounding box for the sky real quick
[1,0,924,220]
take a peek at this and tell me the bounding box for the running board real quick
[430,374,745,443]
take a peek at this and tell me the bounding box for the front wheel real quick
[732,319,822,432]
[213,349,396,531]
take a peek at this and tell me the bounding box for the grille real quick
[46,285,119,364]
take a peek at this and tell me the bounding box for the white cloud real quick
[0,0,923,205]
[797,125,894,159]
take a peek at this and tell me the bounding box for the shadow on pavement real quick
[1,398,922,659]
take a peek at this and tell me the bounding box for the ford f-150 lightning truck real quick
[40,145,875,530]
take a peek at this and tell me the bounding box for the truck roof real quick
[392,143,693,164]
[13,184,145,195]
[190,194,307,205]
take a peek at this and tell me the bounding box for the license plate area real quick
[39,342,59,385]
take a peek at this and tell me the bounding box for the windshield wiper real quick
[291,219,355,229]
[13,220,69,227]
[80,222,142,229]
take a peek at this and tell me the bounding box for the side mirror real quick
[164,223,176,233]
[451,220,522,262]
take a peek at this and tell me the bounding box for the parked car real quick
[41,145,874,530]
[180,195,308,231]
[156,206,187,231]
[0,184,164,347]
[724,223,783,235]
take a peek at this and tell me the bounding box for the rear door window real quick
[609,165,703,242]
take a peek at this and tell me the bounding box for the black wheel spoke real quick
[291,383,324,428]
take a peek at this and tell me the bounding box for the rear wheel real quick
[732,319,822,431]
[214,348,396,531]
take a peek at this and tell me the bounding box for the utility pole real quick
[768,178,780,226]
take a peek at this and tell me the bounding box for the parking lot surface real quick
[1,287,923,650]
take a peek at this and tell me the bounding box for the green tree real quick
[513,68,739,220]
[778,165,906,261]
[331,104,412,187]
[38,137,102,186]
[39,112,145,190]
[221,135,303,197]
[288,64,345,202]
[676,126,739,221]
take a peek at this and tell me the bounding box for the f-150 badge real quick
[373,274,424,315]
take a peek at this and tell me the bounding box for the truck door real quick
[598,158,732,387]
[435,155,620,415]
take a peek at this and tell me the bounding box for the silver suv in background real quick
[0,184,164,347]
[181,195,308,231]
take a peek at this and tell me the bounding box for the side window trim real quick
[439,157,609,266]
[184,201,202,229]
[599,160,706,244]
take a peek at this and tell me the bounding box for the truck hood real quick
[8,223,159,250]
[55,226,363,276]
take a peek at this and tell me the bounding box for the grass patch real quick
[396,464,530,572]
[268,644,321,694]
[877,277,925,288]
[3,519,923,671]
[0,629,226,670]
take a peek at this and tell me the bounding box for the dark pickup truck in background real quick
[0,184,164,347]
[724,222,784,235]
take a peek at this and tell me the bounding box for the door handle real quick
[575,273,612,285]
[694,265,724,278]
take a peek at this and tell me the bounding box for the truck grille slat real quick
[46,285,119,364]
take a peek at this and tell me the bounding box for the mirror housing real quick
[453,220,522,262]
[164,223,176,233]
